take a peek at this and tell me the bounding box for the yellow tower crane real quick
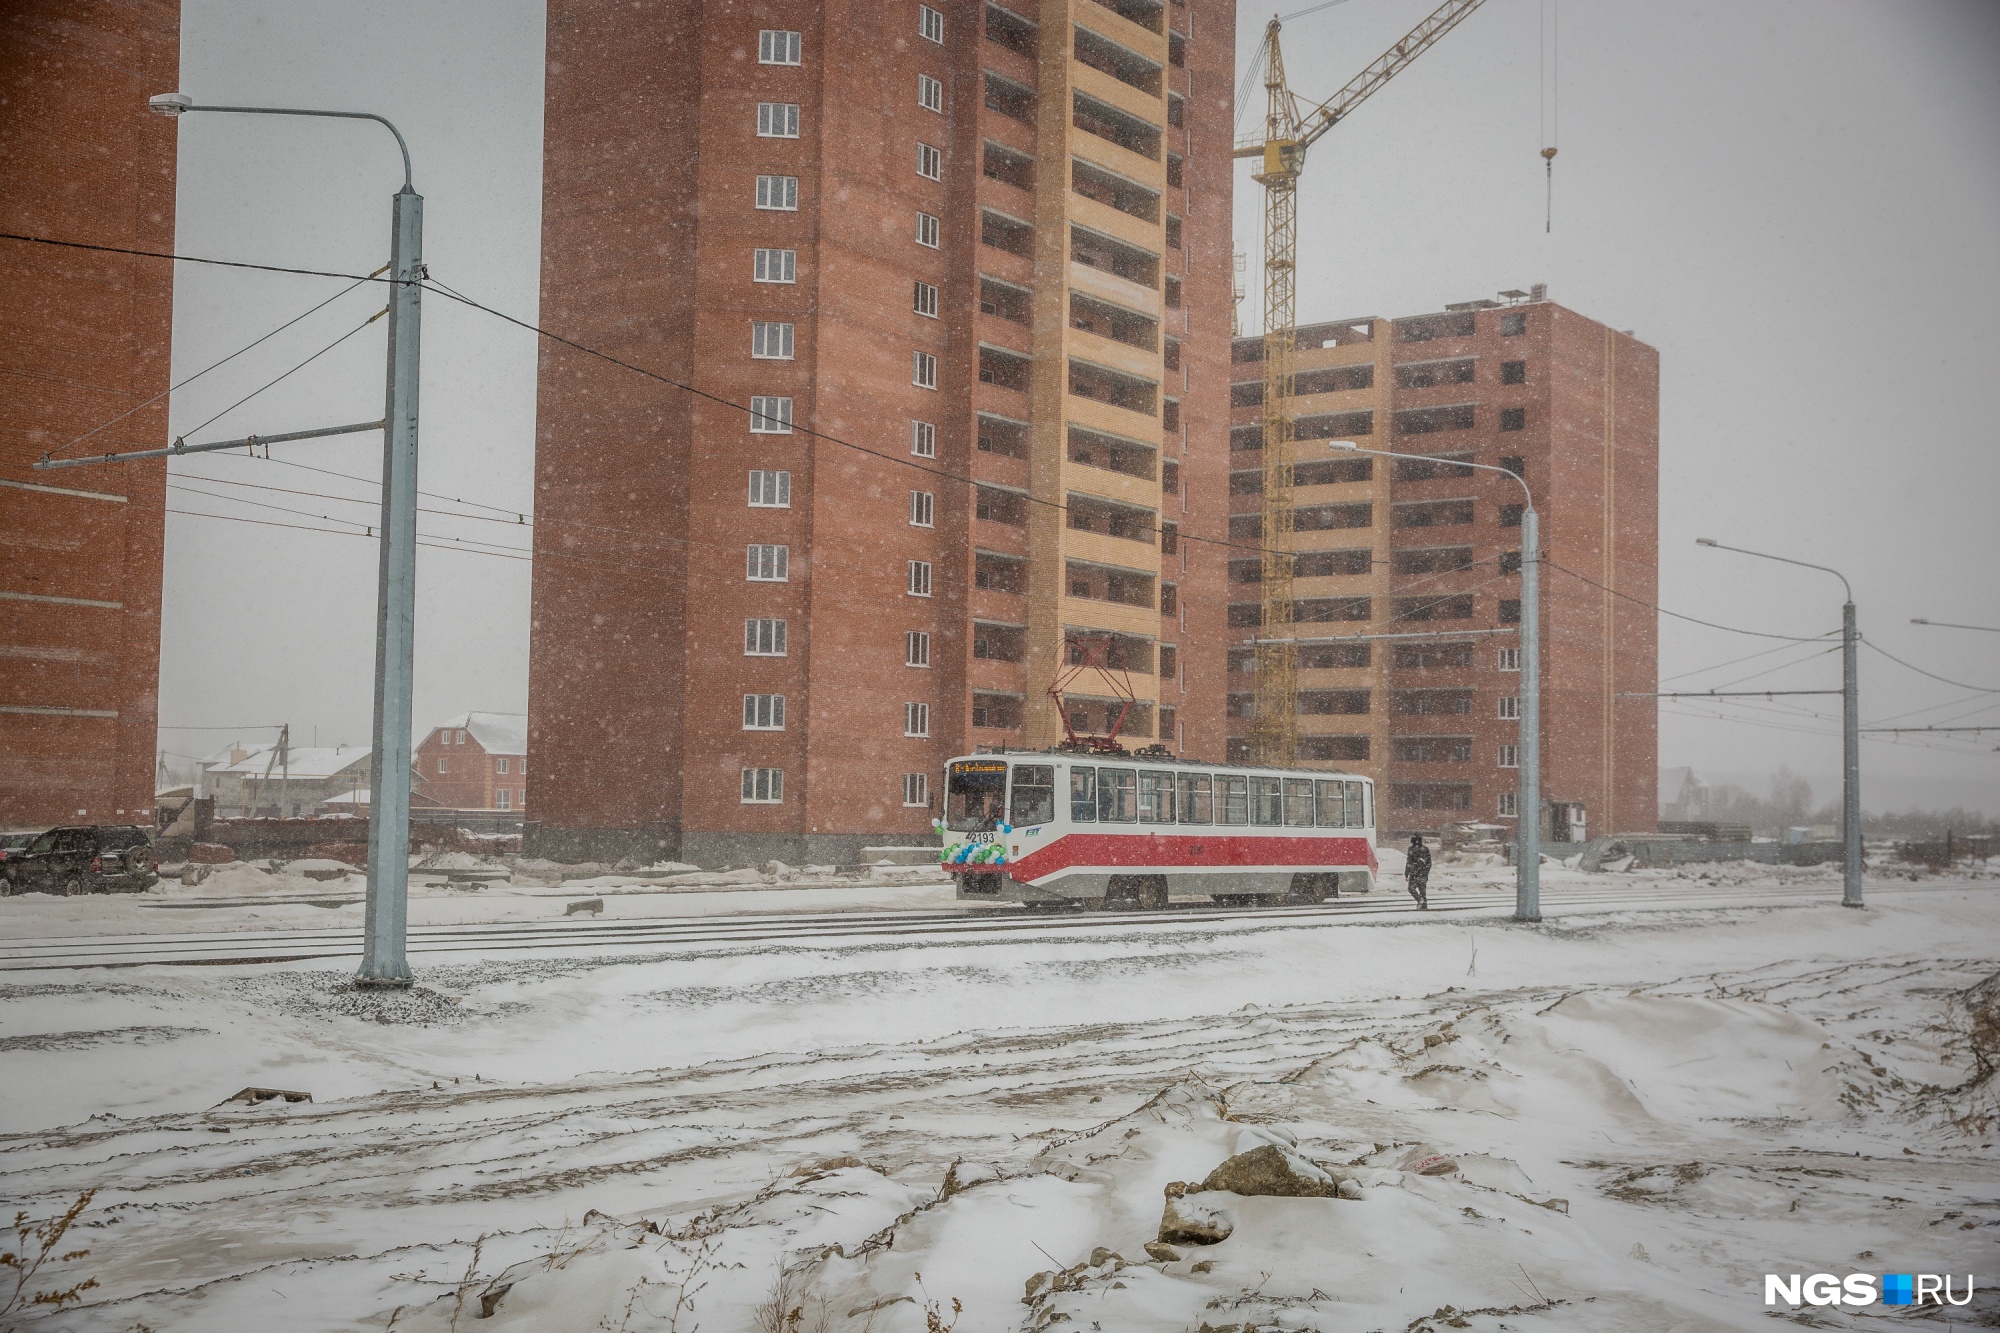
[1238,0,1489,767]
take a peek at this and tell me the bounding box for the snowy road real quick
[1,875,1993,1332]
[0,876,1967,972]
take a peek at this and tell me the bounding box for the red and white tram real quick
[937,752,1377,907]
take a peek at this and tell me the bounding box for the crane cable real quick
[1540,0,1559,231]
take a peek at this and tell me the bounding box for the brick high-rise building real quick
[1228,292,1659,840]
[0,2,179,827]
[528,0,1236,863]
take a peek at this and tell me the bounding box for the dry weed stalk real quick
[1,1190,100,1329]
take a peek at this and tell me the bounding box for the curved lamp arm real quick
[1695,538,1850,603]
[150,93,412,189]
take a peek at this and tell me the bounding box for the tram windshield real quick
[945,759,1008,831]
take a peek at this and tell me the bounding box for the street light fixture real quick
[1910,618,2000,634]
[1694,538,1862,908]
[147,94,424,983]
[1328,441,1542,922]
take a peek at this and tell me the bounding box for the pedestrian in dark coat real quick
[1405,834,1432,909]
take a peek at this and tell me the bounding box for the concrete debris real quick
[1157,1189,1236,1245]
[564,897,604,917]
[1196,1142,1344,1198]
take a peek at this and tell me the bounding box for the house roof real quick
[1658,766,1707,802]
[319,789,370,806]
[429,711,527,756]
[208,745,372,780]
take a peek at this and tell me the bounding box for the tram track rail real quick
[0,878,1980,973]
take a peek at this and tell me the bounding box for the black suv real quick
[2,826,159,895]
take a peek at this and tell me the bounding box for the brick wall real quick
[0,1,178,827]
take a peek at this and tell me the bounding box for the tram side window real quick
[1219,774,1250,824]
[1284,778,1315,826]
[1315,779,1346,827]
[1139,770,1178,823]
[1098,766,1138,822]
[1251,776,1284,826]
[1070,766,1098,821]
[1011,764,1056,827]
[1178,772,1213,823]
[1344,781,1366,828]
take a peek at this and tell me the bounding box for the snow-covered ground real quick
[1,874,1994,1331]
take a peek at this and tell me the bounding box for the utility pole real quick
[120,94,423,980]
[1519,505,1542,920]
[1841,596,1861,907]
[1697,539,1862,907]
[358,180,423,985]
[1330,442,1541,921]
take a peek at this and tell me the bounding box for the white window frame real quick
[758,30,802,65]
[1498,743,1520,768]
[905,701,931,737]
[906,630,931,667]
[909,490,934,528]
[748,469,792,508]
[919,5,943,43]
[1498,695,1521,720]
[756,101,801,138]
[1498,647,1521,672]
[746,543,790,582]
[437,756,447,775]
[743,693,787,731]
[917,73,943,112]
[908,560,933,597]
[754,248,797,283]
[916,142,942,181]
[745,617,789,656]
[755,174,799,211]
[742,767,785,803]
[903,772,930,807]
[749,396,793,433]
[915,211,940,248]
[496,788,512,811]
[913,280,939,318]
[496,757,509,774]
[910,420,937,458]
[913,351,938,390]
[751,321,795,360]
[1498,790,1518,817]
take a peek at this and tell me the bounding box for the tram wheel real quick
[1106,875,1168,910]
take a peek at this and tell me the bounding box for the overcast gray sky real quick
[156,0,2000,815]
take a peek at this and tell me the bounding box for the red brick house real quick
[415,713,527,812]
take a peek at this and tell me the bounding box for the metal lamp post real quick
[1328,442,1542,922]
[1696,540,1861,907]
[148,93,423,982]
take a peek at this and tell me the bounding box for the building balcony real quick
[1067,124,1165,194]
[1065,389,1160,446]
[1078,0,1168,60]
[1071,60,1164,135]
[1067,191,1160,259]
[1062,526,1157,578]
[1062,456,1158,511]
[1066,322,1158,382]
